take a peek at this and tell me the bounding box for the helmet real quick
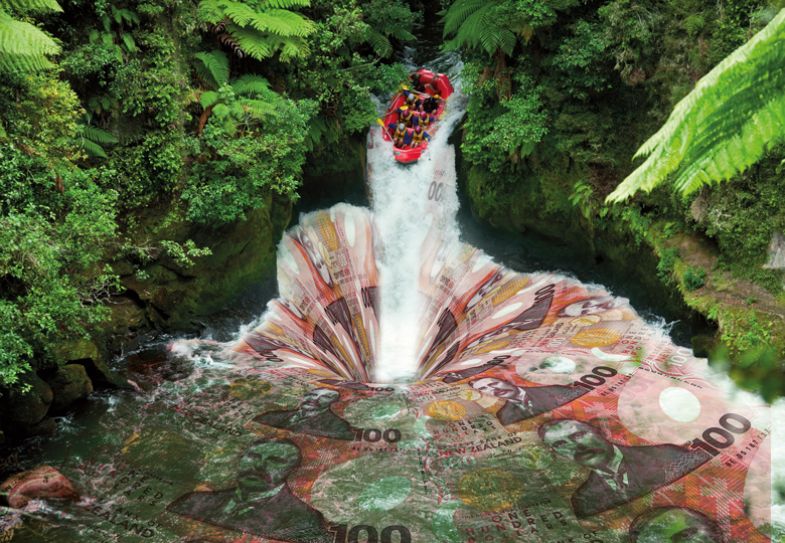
[414,125,422,131]
[399,104,409,111]
[401,84,409,91]
[398,123,405,130]
[434,93,441,99]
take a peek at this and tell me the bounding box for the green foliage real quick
[683,266,706,290]
[607,9,785,202]
[0,145,118,387]
[78,124,119,159]
[0,0,61,74]
[197,0,314,61]
[159,239,213,268]
[462,68,548,173]
[656,247,678,284]
[442,0,580,56]
[195,50,230,87]
[184,92,315,224]
[568,180,595,221]
[0,71,83,164]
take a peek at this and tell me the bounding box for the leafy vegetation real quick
[0,0,61,75]
[196,0,314,61]
[452,0,785,396]
[0,0,417,388]
[607,8,785,201]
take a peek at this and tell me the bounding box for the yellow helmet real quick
[399,104,409,111]
[401,84,410,91]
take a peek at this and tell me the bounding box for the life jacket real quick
[394,126,407,140]
[402,128,414,146]
[412,129,425,144]
[420,114,431,128]
[399,108,413,124]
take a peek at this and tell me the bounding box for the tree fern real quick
[0,0,60,12]
[197,0,313,61]
[0,7,60,74]
[195,50,230,88]
[78,125,118,159]
[444,1,510,56]
[365,28,392,58]
[607,8,785,202]
[231,74,271,96]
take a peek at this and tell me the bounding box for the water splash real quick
[368,55,466,382]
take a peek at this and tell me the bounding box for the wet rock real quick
[46,364,93,412]
[28,417,58,437]
[108,295,148,332]
[51,338,100,364]
[121,203,288,331]
[49,338,122,388]
[1,466,79,508]
[763,232,785,270]
[3,372,53,427]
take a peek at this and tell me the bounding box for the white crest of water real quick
[368,56,466,382]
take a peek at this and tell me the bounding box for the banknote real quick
[2,202,774,543]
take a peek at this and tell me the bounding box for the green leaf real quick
[195,50,230,87]
[0,0,61,13]
[121,33,136,52]
[0,10,60,74]
[231,74,270,96]
[607,8,785,202]
[200,90,219,108]
[81,125,118,144]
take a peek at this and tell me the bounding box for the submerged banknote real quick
[3,203,773,543]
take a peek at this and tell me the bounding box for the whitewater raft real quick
[382,68,454,163]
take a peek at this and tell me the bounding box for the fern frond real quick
[231,74,270,96]
[608,8,785,202]
[240,98,277,118]
[81,126,118,144]
[0,11,59,74]
[200,90,219,108]
[228,25,274,59]
[0,0,61,13]
[196,0,225,24]
[80,138,108,158]
[365,28,392,58]
[277,36,308,61]
[260,0,310,8]
[198,0,313,60]
[443,0,493,37]
[223,5,313,37]
[195,50,229,87]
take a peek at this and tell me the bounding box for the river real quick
[1,55,782,543]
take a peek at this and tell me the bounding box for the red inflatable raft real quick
[381,68,454,164]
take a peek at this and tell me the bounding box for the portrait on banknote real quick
[538,419,711,518]
[471,377,587,425]
[253,387,356,440]
[167,438,332,543]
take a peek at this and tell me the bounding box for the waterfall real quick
[368,55,466,382]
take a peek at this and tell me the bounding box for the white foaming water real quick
[368,56,466,382]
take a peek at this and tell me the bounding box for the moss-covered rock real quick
[47,364,94,412]
[113,197,291,333]
[2,372,53,428]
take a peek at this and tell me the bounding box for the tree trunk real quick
[494,49,511,100]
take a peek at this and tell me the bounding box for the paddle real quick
[376,118,394,140]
